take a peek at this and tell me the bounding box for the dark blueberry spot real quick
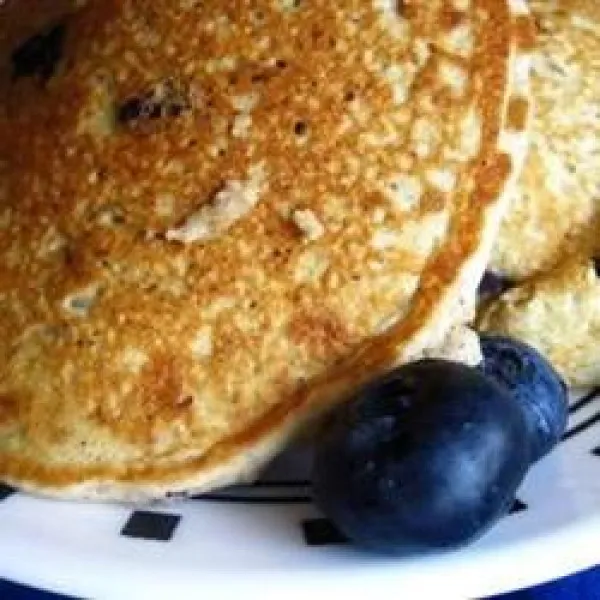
[510,498,527,514]
[344,90,356,102]
[478,271,515,301]
[294,121,308,136]
[121,510,180,541]
[275,59,288,69]
[117,83,190,126]
[117,95,181,123]
[11,23,66,82]
[592,257,600,277]
[593,446,600,457]
[117,97,145,123]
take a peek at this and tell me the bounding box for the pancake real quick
[479,0,600,386]
[479,252,600,387]
[490,0,600,278]
[0,0,532,500]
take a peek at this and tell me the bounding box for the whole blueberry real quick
[479,335,568,462]
[313,360,531,554]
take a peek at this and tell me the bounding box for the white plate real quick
[1,389,599,600]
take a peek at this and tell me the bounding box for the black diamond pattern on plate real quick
[568,388,600,415]
[120,510,181,542]
[563,389,600,442]
[562,412,600,442]
[0,484,15,501]
[510,498,527,514]
[302,519,348,546]
[192,480,312,504]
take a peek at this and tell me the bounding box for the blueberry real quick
[593,257,599,278]
[477,270,515,302]
[117,97,154,123]
[117,83,189,126]
[479,335,568,462]
[313,360,531,554]
[11,23,66,82]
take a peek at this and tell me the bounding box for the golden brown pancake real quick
[0,0,532,499]
[480,0,599,386]
[479,252,600,388]
[490,0,600,278]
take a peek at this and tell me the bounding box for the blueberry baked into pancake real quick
[480,0,600,387]
[0,0,533,500]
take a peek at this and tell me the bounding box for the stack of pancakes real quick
[0,0,590,501]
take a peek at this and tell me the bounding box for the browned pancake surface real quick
[0,0,531,498]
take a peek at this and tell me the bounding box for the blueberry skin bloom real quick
[313,360,531,555]
[480,335,568,462]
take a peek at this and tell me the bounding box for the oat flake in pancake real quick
[0,0,532,500]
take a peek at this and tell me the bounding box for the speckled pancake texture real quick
[0,0,532,499]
